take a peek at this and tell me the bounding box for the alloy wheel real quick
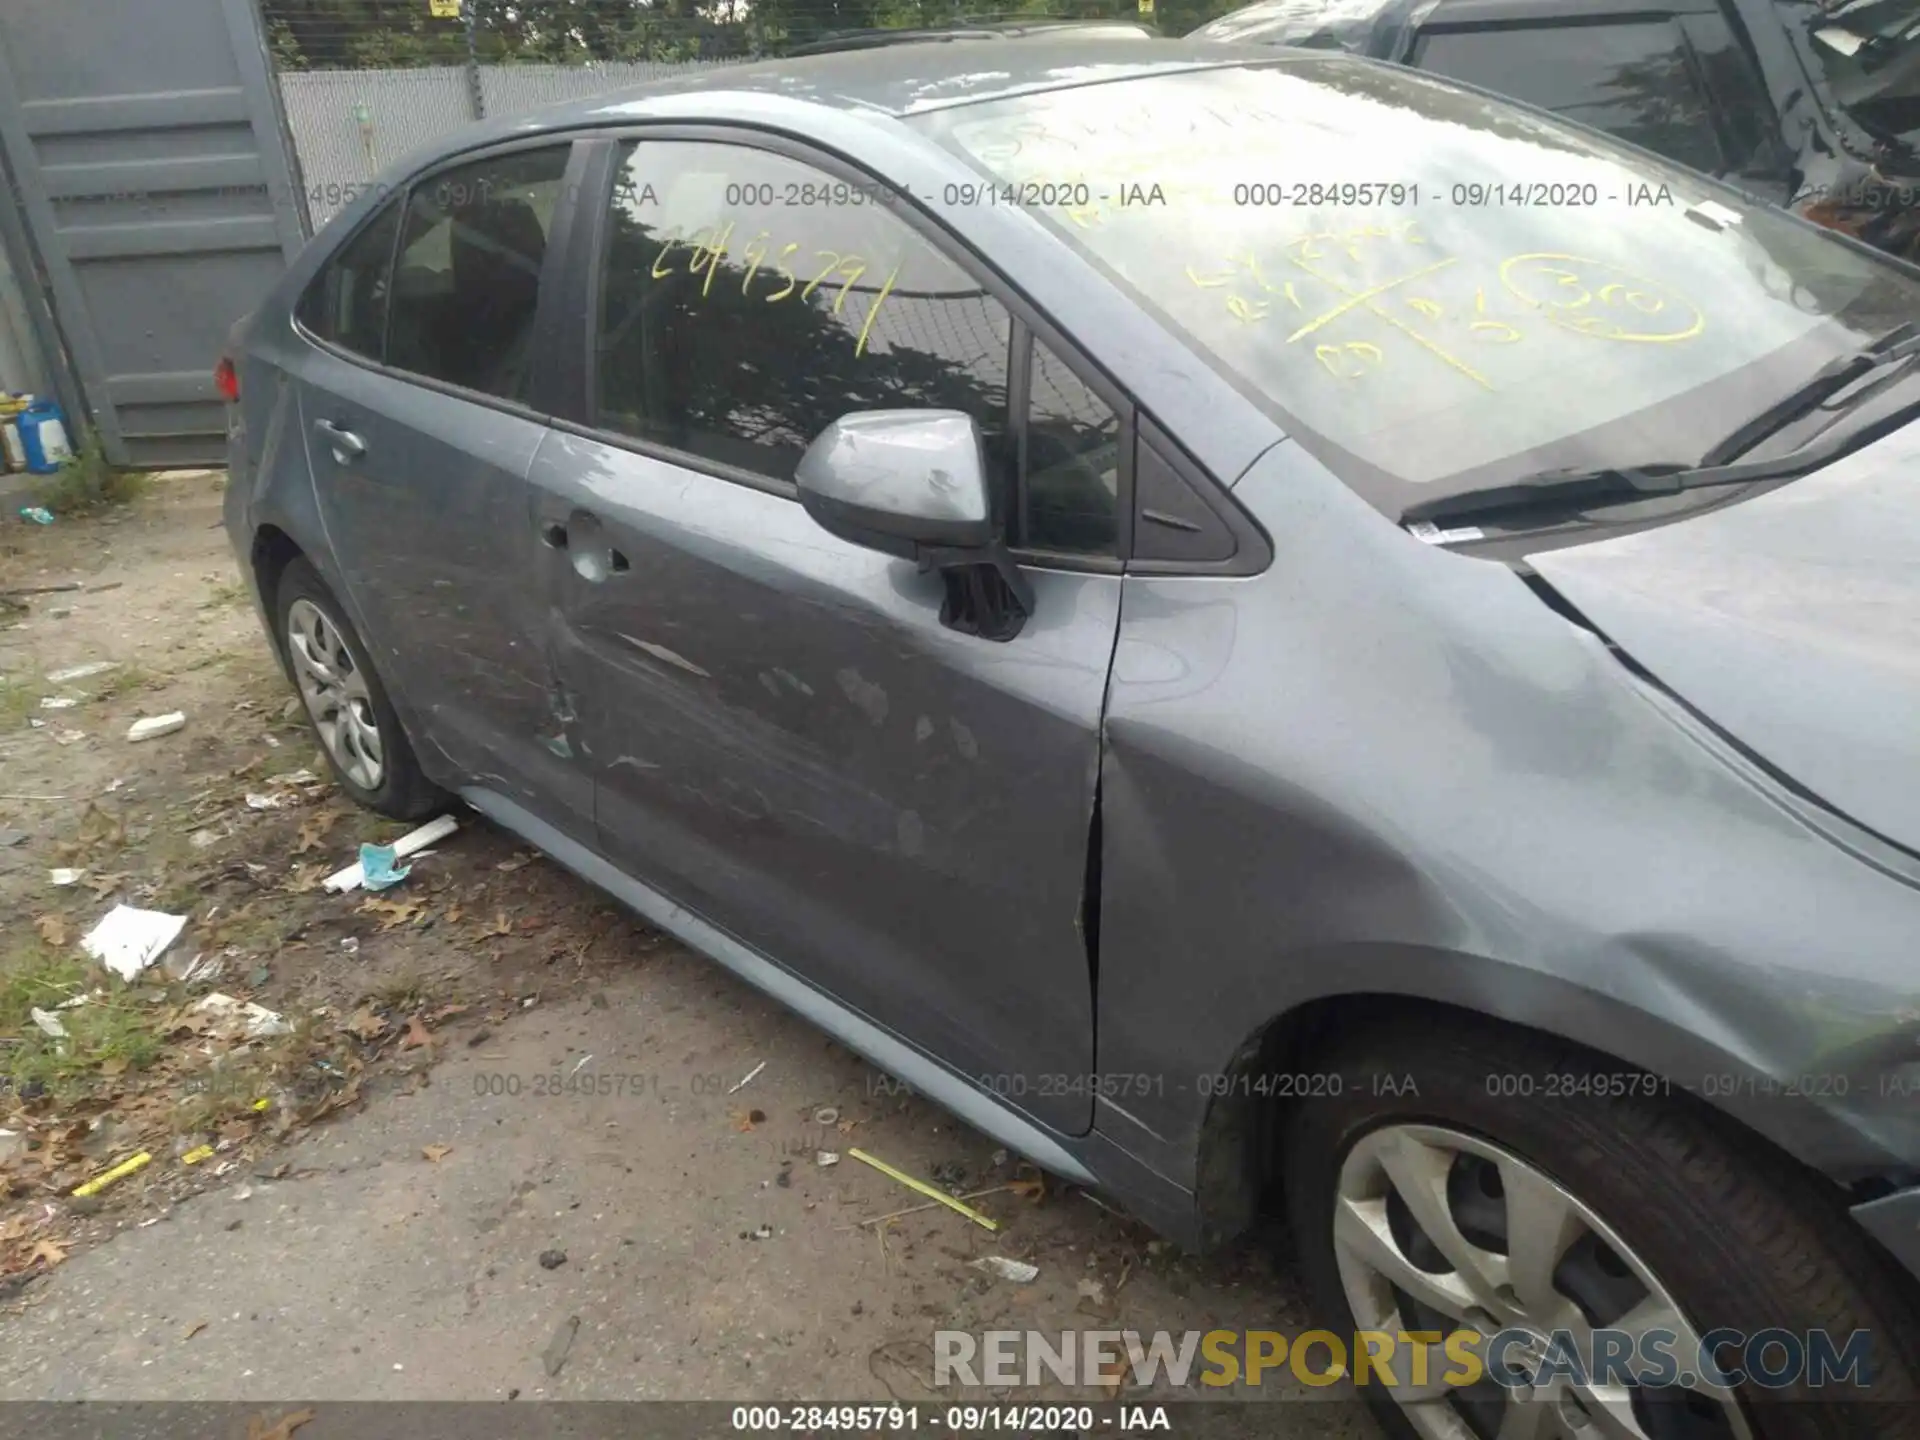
[1334,1123,1755,1440]
[285,597,384,792]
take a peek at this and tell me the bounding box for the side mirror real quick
[795,410,994,555]
[796,410,1034,639]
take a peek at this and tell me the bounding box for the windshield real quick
[911,58,1920,516]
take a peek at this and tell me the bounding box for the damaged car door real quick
[529,136,1122,1135]
[292,142,587,823]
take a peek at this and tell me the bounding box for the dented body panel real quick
[531,427,1117,1136]
[1097,439,1920,1196]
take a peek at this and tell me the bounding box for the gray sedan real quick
[221,39,1920,1439]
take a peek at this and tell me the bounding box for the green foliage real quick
[31,425,144,516]
[262,0,1248,68]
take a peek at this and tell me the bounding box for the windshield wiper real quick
[1400,457,1786,528]
[1700,321,1920,466]
[1403,323,1920,530]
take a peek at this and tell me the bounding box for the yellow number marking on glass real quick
[1187,264,1236,289]
[1500,254,1703,342]
[739,231,772,295]
[764,242,800,302]
[1314,341,1385,378]
[1227,295,1271,323]
[801,251,845,304]
[831,256,868,315]
[651,236,682,279]
[1284,257,1458,343]
[687,220,735,297]
[1288,256,1490,388]
[853,262,902,358]
[1404,296,1443,320]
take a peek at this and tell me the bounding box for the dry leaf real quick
[422,1144,452,1163]
[345,1007,388,1041]
[1098,1352,1129,1398]
[361,897,424,929]
[183,1319,208,1340]
[1008,1175,1048,1202]
[729,1108,761,1132]
[836,1118,862,1135]
[401,1015,434,1050]
[429,1003,468,1024]
[444,905,463,925]
[247,1408,316,1440]
[293,809,342,856]
[481,911,512,937]
[28,1238,66,1268]
[34,913,69,947]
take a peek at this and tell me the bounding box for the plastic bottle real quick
[18,397,72,474]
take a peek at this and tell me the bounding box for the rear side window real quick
[592,139,1013,483]
[385,146,572,402]
[1413,22,1725,175]
[298,201,401,360]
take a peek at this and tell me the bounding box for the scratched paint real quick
[836,667,890,726]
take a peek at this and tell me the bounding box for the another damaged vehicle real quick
[1192,0,1920,259]
[222,40,1920,1440]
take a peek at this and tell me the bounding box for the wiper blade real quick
[1401,454,1786,528]
[1701,321,1920,467]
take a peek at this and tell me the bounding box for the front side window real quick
[1024,338,1121,555]
[593,140,1012,483]
[298,201,401,360]
[386,146,571,401]
[1413,21,1724,175]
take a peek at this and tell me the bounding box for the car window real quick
[912,60,1920,522]
[1413,22,1725,175]
[297,200,402,360]
[1023,337,1120,555]
[593,140,1012,484]
[385,146,571,402]
[1191,0,1397,50]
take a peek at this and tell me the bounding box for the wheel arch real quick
[1190,980,1905,1251]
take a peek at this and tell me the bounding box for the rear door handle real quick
[313,419,366,463]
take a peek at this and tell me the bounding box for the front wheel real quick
[274,556,445,821]
[1285,1020,1920,1440]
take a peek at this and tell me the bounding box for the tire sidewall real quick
[1285,1027,1906,1440]
[273,559,416,814]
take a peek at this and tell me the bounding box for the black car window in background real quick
[385,146,572,402]
[594,140,1012,485]
[297,200,402,360]
[1413,22,1725,176]
[1023,337,1120,555]
[1191,0,1399,50]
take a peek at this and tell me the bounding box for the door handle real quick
[313,419,366,463]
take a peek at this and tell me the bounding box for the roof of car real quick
[479,37,1284,131]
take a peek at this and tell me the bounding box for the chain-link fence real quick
[262,0,1244,227]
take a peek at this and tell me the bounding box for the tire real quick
[273,556,446,821]
[1284,1018,1920,1440]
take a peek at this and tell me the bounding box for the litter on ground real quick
[970,1256,1040,1283]
[81,904,188,982]
[847,1148,1000,1232]
[193,993,292,1040]
[71,1152,152,1197]
[126,712,187,742]
[324,814,458,894]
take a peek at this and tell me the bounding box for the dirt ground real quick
[0,476,1379,1432]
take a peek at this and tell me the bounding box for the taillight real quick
[214,356,239,403]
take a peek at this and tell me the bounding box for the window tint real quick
[298,201,401,360]
[594,140,1011,482]
[1023,338,1120,555]
[1414,23,1724,175]
[386,146,571,401]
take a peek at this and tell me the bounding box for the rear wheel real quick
[1284,1020,1920,1440]
[274,556,444,821]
